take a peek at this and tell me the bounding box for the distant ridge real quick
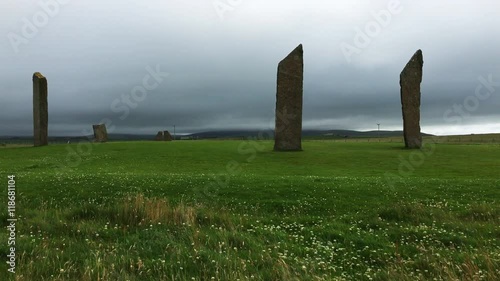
[185,129,434,139]
[0,129,435,143]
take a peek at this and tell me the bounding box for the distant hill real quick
[0,130,434,143]
[187,129,434,139]
[0,134,155,144]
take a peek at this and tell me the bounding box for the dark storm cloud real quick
[1,0,499,136]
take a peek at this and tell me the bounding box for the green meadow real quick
[0,140,499,280]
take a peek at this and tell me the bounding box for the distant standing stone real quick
[163,131,173,141]
[274,44,304,151]
[154,131,172,141]
[400,50,423,149]
[33,72,48,147]
[154,131,164,141]
[92,124,108,142]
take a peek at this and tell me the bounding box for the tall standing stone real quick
[274,44,304,151]
[33,72,48,147]
[400,50,423,149]
[92,124,108,142]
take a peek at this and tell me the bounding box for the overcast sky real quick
[1,0,499,136]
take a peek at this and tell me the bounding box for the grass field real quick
[0,140,499,280]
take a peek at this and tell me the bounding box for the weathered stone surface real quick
[33,72,48,147]
[154,131,172,141]
[92,124,108,142]
[274,44,304,151]
[400,50,423,149]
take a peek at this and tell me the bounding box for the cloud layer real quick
[1,0,499,136]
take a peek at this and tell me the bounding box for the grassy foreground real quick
[0,140,499,280]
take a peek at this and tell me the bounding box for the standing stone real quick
[163,131,173,141]
[154,131,164,141]
[33,72,48,147]
[154,131,172,141]
[92,124,108,142]
[400,50,423,149]
[274,44,304,151]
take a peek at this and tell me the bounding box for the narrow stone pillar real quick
[400,50,423,149]
[33,72,48,147]
[274,44,304,151]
